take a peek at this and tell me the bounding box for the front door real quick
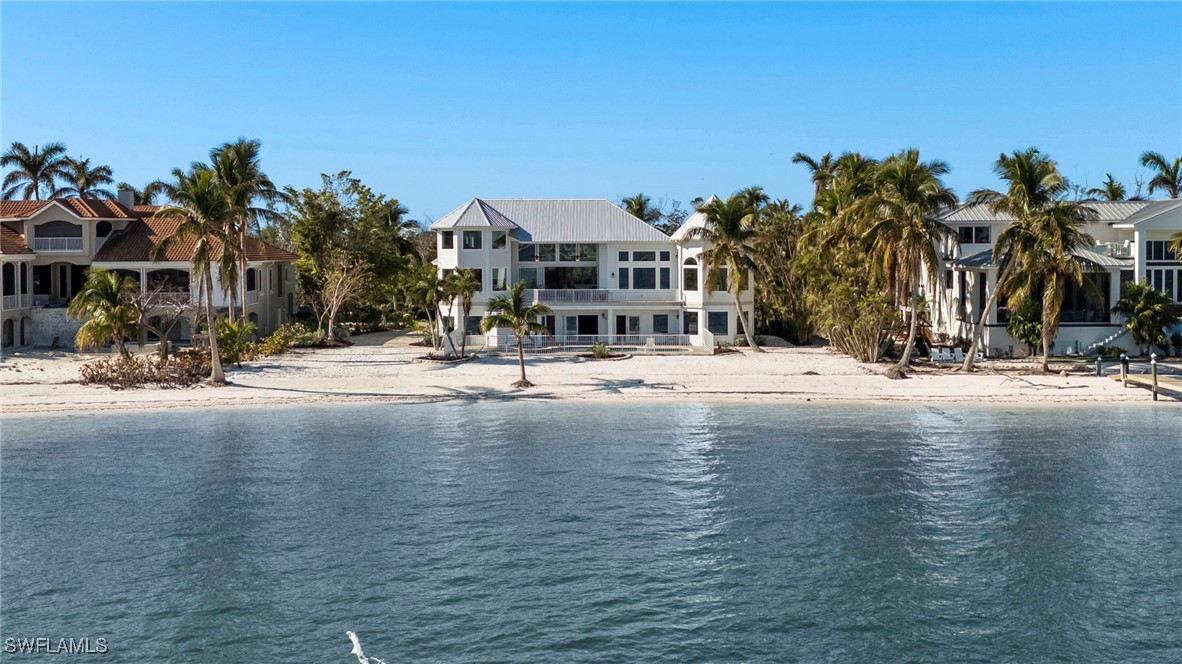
[578,315,599,335]
[615,315,626,335]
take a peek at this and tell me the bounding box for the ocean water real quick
[2,402,1180,663]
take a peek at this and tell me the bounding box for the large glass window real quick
[580,244,598,261]
[441,231,454,249]
[975,226,991,244]
[462,231,482,249]
[660,267,670,290]
[684,267,698,291]
[466,316,483,335]
[712,267,728,291]
[492,231,507,249]
[1147,241,1177,262]
[628,316,640,334]
[538,244,556,262]
[470,269,483,288]
[560,244,578,261]
[492,268,508,291]
[633,267,656,289]
[619,268,629,289]
[684,311,699,335]
[544,266,598,289]
[957,226,991,244]
[633,251,656,262]
[519,244,536,261]
[519,267,538,289]
[653,314,669,334]
[707,311,729,335]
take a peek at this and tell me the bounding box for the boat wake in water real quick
[346,631,385,664]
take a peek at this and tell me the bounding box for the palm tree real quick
[689,193,764,352]
[961,148,1071,371]
[1,141,70,200]
[116,180,169,205]
[479,281,553,387]
[858,149,958,376]
[1000,201,1098,372]
[1111,281,1179,356]
[1140,151,1182,198]
[67,268,140,358]
[1086,174,1127,201]
[445,268,481,358]
[621,193,663,224]
[54,157,116,199]
[791,152,837,195]
[153,168,233,384]
[208,138,288,320]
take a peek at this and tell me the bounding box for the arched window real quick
[34,220,83,237]
[2,263,14,296]
[682,257,699,292]
[96,221,112,237]
[246,268,258,291]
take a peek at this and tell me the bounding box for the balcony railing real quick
[245,289,259,305]
[491,333,698,354]
[529,289,680,304]
[142,291,192,307]
[1095,242,1133,258]
[2,294,31,309]
[32,237,84,252]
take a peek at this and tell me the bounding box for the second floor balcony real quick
[33,237,84,252]
[529,288,680,304]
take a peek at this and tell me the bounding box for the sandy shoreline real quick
[1,331,1175,416]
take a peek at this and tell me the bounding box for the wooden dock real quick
[1111,373,1182,400]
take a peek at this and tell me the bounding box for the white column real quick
[1134,229,1145,281]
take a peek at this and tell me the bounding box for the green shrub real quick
[215,319,258,367]
[1096,345,1126,359]
[589,342,612,358]
[1171,331,1182,357]
[254,322,311,356]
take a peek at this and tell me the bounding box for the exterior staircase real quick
[1086,327,1130,353]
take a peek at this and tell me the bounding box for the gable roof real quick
[94,211,297,263]
[0,223,33,255]
[430,198,670,243]
[0,198,136,220]
[939,200,1156,224]
[670,195,719,241]
[1111,199,1182,227]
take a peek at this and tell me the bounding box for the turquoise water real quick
[2,403,1180,662]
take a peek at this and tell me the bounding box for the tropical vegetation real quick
[67,268,140,357]
[480,282,553,387]
[1111,281,1179,356]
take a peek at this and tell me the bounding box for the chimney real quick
[117,188,135,209]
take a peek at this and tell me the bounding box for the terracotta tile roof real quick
[95,212,297,263]
[0,198,136,219]
[0,222,33,255]
[0,200,54,218]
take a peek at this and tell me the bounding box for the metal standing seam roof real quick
[939,200,1156,224]
[670,195,720,241]
[429,199,670,243]
[1111,199,1182,226]
[952,247,1132,270]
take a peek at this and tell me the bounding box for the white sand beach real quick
[1,331,1172,415]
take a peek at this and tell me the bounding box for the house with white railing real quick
[928,199,1182,357]
[430,198,753,353]
[1,192,297,349]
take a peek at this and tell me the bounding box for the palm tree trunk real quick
[460,300,468,358]
[733,291,763,352]
[962,262,1013,371]
[517,336,527,383]
[894,268,920,373]
[205,270,225,384]
[239,224,249,321]
[115,337,130,359]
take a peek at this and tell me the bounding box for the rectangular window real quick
[958,226,974,244]
[543,315,556,334]
[660,267,670,290]
[633,251,656,262]
[653,314,669,334]
[628,316,640,334]
[543,266,598,289]
[713,267,728,291]
[659,250,671,262]
[580,244,598,261]
[1147,240,1177,262]
[974,226,991,244]
[518,244,536,261]
[470,269,483,289]
[684,311,699,335]
[466,316,483,335]
[442,268,454,280]
[945,269,953,289]
[519,268,538,289]
[619,268,629,289]
[560,244,578,261]
[1120,269,1135,295]
[492,268,508,291]
[565,315,578,335]
[618,251,629,262]
[633,267,656,289]
[538,244,556,262]
[462,231,482,250]
[707,311,728,335]
[491,231,507,249]
[441,231,454,249]
[684,267,698,291]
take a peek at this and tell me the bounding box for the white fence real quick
[32,237,84,252]
[488,333,699,354]
[529,289,681,304]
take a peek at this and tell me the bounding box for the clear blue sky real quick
[3,2,1181,223]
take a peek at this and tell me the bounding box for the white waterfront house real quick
[430,198,754,352]
[0,193,297,349]
[928,199,1182,357]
